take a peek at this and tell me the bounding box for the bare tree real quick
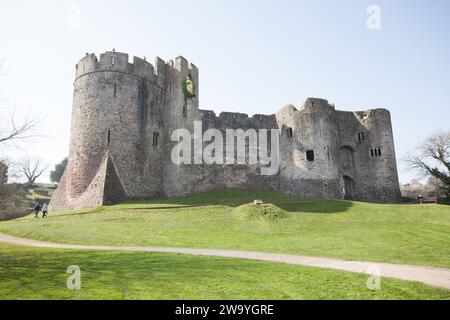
[20,158,48,187]
[0,59,41,144]
[406,131,450,195]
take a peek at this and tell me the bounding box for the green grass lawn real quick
[0,242,448,300]
[0,189,449,268]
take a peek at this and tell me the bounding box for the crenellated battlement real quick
[74,50,198,86]
[199,110,276,128]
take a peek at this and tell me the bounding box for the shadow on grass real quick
[122,189,354,214]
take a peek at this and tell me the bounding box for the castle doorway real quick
[343,175,354,200]
[339,145,355,177]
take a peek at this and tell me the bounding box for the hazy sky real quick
[0,0,449,183]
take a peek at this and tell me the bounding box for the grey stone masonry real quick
[49,51,402,211]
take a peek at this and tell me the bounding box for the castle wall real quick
[50,51,402,211]
[185,111,279,195]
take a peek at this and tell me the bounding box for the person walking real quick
[418,195,424,204]
[42,203,48,218]
[34,202,41,219]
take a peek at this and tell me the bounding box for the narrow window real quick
[111,56,115,66]
[306,150,315,162]
[107,130,111,147]
[113,83,117,97]
[370,149,374,157]
[169,82,172,93]
[287,127,293,139]
[152,132,159,147]
[182,104,187,117]
[358,132,366,142]
[378,148,382,156]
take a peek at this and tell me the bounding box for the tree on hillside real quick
[20,158,48,187]
[0,160,8,189]
[406,131,450,196]
[50,157,68,184]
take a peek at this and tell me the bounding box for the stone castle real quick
[49,50,402,211]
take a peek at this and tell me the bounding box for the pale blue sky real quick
[0,0,449,183]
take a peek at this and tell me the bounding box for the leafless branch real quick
[0,111,44,144]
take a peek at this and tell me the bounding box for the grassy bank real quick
[0,190,449,268]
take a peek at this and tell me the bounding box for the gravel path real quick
[1,232,449,290]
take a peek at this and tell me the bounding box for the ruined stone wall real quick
[50,51,402,211]
[176,111,279,196]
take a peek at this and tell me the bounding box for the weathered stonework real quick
[49,51,402,211]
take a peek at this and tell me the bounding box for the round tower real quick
[66,51,165,200]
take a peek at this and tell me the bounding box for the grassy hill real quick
[1,189,449,268]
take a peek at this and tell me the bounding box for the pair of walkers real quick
[34,202,48,218]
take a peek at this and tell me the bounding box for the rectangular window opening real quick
[358,132,365,142]
[306,150,315,162]
[287,127,293,139]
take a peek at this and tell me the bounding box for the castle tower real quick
[50,51,169,210]
[276,98,342,199]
